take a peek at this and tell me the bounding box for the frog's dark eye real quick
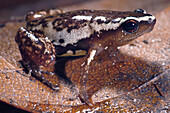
[122,19,139,33]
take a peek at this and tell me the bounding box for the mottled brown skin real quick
[26,9,155,57]
[15,30,56,68]
[15,28,59,90]
[15,8,156,106]
[26,8,63,22]
[27,10,148,32]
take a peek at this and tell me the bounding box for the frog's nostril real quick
[148,18,153,24]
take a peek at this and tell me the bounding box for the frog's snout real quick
[148,17,156,25]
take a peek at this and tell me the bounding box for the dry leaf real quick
[0,6,169,113]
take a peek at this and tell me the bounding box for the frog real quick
[15,8,156,106]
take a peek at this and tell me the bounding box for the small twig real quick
[152,84,164,97]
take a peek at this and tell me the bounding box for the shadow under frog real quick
[65,47,163,106]
[15,8,162,106]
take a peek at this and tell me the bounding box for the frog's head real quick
[90,9,156,47]
[52,9,156,58]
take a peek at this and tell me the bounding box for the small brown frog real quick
[15,8,156,106]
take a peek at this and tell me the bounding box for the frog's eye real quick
[122,19,139,33]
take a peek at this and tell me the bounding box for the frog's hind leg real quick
[15,27,59,90]
[15,27,56,68]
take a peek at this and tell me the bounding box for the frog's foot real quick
[32,73,59,91]
[79,86,94,106]
[66,84,80,101]
[26,8,63,22]
[19,59,60,92]
[32,69,60,91]
[59,77,93,106]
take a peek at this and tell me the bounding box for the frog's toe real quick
[79,88,94,106]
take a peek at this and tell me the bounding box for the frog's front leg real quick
[78,46,104,106]
[15,27,59,90]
